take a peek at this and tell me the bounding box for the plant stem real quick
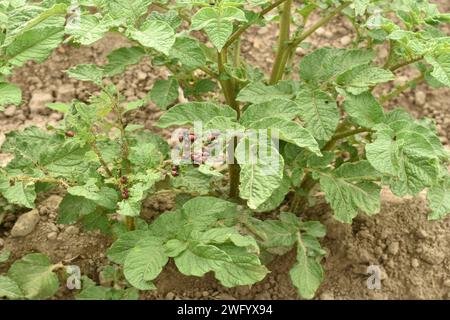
[269,0,292,84]
[389,56,423,72]
[218,50,241,199]
[290,126,370,213]
[289,2,351,49]
[90,141,114,178]
[125,216,135,231]
[10,175,70,189]
[223,0,289,50]
[270,1,350,84]
[379,74,425,104]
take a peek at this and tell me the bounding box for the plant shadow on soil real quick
[0,1,449,300]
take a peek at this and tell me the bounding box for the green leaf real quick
[7,253,59,300]
[47,102,69,113]
[240,99,299,127]
[295,86,339,141]
[103,0,153,23]
[290,236,324,300]
[255,173,290,213]
[6,25,65,68]
[149,78,179,110]
[336,65,395,95]
[236,138,285,209]
[169,36,207,70]
[103,47,146,76]
[427,177,450,220]
[0,82,22,107]
[0,276,23,299]
[67,64,104,85]
[300,48,375,84]
[156,102,236,128]
[0,179,36,208]
[123,237,168,290]
[107,230,155,264]
[425,53,450,86]
[247,117,321,156]
[191,6,246,51]
[58,194,97,225]
[318,161,381,223]
[237,81,296,104]
[66,15,112,46]
[182,196,239,232]
[129,20,176,55]
[171,167,218,195]
[342,92,385,128]
[366,126,441,195]
[0,249,11,263]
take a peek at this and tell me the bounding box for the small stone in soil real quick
[47,232,58,240]
[387,242,400,255]
[320,292,335,300]
[166,292,175,300]
[11,209,40,237]
[65,226,80,235]
[340,35,352,46]
[411,258,420,268]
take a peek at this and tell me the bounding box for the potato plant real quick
[0,0,449,300]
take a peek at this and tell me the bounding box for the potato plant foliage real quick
[0,0,449,300]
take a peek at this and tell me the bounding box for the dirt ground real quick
[0,2,449,300]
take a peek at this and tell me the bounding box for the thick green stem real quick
[218,50,241,199]
[269,0,292,84]
[270,1,350,84]
[223,0,289,50]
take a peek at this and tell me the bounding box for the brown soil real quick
[1,1,449,300]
